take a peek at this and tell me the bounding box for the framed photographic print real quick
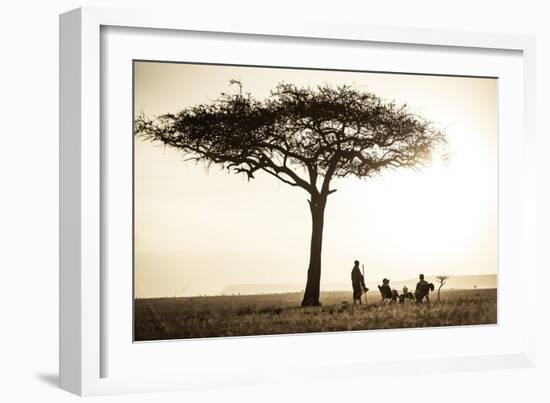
[60,6,537,396]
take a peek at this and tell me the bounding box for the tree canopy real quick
[135,82,447,198]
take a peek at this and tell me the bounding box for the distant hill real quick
[218,274,497,295]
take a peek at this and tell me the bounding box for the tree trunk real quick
[301,195,327,307]
[438,286,442,302]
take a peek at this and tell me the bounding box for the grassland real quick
[134,288,496,341]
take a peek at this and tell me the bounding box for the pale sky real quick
[134,61,498,298]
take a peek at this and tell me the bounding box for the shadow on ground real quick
[35,373,58,388]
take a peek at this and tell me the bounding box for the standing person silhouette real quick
[416,273,428,290]
[415,273,432,303]
[351,260,367,304]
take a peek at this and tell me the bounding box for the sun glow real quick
[325,124,497,284]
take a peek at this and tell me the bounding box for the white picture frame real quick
[59,6,537,396]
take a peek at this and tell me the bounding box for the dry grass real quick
[134,288,496,341]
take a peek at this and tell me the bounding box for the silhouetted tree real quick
[436,275,450,301]
[135,81,447,306]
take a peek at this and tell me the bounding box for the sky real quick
[133,61,498,298]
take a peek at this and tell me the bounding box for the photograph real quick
[133,61,498,341]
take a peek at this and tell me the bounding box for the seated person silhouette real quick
[399,286,415,303]
[378,278,393,303]
[391,288,400,302]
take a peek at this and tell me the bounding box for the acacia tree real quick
[135,82,447,307]
[436,275,450,301]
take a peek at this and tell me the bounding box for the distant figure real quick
[399,286,415,304]
[351,260,367,304]
[378,278,393,303]
[415,274,435,303]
